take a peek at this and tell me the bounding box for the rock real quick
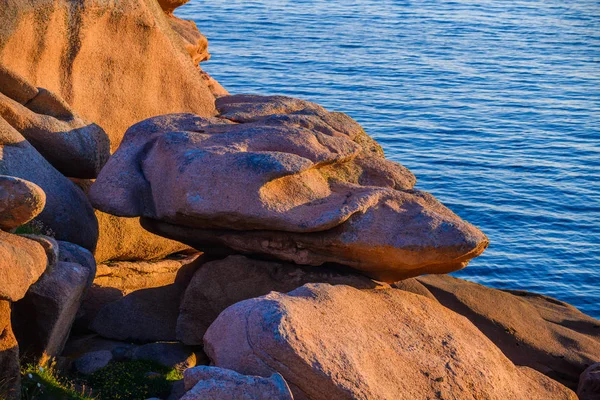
[158,0,189,14]
[0,68,110,178]
[181,366,293,400]
[200,71,229,98]
[0,230,47,302]
[391,277,437,301]
[0,175,45,230]
[0,0,219,151]
[177,255,388,345]
[57,241,97,287]
[62,334,137,361]
[169,17,210,66]
[578,363,600,400]
[20,234,59,272]
[87,255,203,341]
[204,283,576,400]
[130,342,196,371]
[90,95,488,282]
[71,178,191,263]
[0,300,20,400]
[168,380,186,400]
[415,275,600,389]
[0,64,37,105]
[74,350,113,375]
[0,117,98,250]
[13,260,93,360]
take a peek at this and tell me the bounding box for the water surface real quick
[177,0,600,317]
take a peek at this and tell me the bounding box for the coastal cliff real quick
[0,0,598,399]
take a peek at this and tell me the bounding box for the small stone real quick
[74,350,112,375]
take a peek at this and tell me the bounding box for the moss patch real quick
[21,364,93,400]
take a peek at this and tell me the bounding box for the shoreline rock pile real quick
[0,0,598,399]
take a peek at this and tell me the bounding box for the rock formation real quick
[578,363,600,400]
[0,0,220,151]
[204,283,577,400]
[177,255,388,345]
[181,366,294,400]
[0,175,45,230]
[410,275,600,389]
[90,95,488,282]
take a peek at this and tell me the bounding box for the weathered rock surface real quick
[578,363,600,400]
[169,17,210,66]
[0,300,19,400]
[0,175,45,230]
[0,67,110,178]
[0,0,219,151]
[87,255,203,341]
[177,255,388,345]
[13,260,93,360]
[158,0,189,14]
[181,366,294,400]
[74,350,113,375]
[0,230,47,302]
[71,178,190,263]
[414,275,600,389]
[0,117,98,250]
[130,342,197,371]
[57,241,97,287]
[90,95,488,282]
[205,283,576,400]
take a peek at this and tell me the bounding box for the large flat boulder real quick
[0,66,110,178]
[0,0,219,151]
[413,274,600,389]
[0,230,47,302]
[87,254,203,341]
[0,117,98,250]
[177,255,387,345]
[204,284,576,400]
[90,95,488,282]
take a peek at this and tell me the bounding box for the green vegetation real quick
[21,364,92,400]
[87,361,181,400]
[21,360,182,400]
[14,220,54,237]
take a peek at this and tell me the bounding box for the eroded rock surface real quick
[0,175,46,230]
[0,117,98,250]
[0,66,110,178]
[0,300,20,400]
[0,0,220,151]
[204,283,576,400]
[413,275,600,389]
[182,366,294,400]
[87,254,203,341]
[0,230,47,302]
[578,363,600,400]
[177,255,387,345]
[90,95,488,281]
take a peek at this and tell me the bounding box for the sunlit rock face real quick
[203,283,577,400]
[90,95,488,282]
[0,0,220,151]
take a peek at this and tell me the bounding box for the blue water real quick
[177,0,600,318]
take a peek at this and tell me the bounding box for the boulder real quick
[57,241,97,287]
[0,116,98,250]
[0,67,110,178]
[414,275,600,389]
[88,254,203,341]
[0,175,45,230]
[169,17,210,66]
[157,0,189,15]
[177,255,388,345]
[74,350,113,375]
[578,363,600,400]
[130,342,197,371]
[13,260,93,360]
[90,95,488,282]
[0,0,219,151]
[205,284,576,400]
[181,366,293,400]
[71,178,190,263]
[0,300,19,400]
[0,230,47,302]
[62,334,137,361]
[20,234,60,272]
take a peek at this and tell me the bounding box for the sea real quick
[176,0,600,318]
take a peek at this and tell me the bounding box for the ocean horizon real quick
[178,0,600,317]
